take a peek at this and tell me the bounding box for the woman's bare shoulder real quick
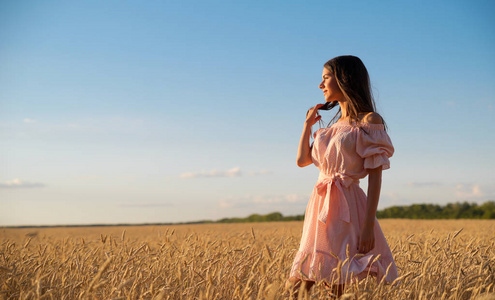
[360,112,383,124]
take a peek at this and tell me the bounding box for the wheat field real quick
[1,220,494,299]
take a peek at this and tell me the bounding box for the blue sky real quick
[1,0,494,226]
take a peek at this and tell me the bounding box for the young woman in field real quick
[287,55,398,297]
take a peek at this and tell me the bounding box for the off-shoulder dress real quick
[289,121,398,284]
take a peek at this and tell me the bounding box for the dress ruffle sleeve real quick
[356,126,394,170]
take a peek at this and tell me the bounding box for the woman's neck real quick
[338,101,349,121]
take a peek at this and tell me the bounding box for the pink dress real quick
[290,121,398,284]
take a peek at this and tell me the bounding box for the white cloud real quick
[120,202,172,208]
[252,194,307,204]
[379,192,413,208]
[73,175,139,182]
[180,167,241,179]
[0,179,45,189]
[65,117,145,132]
[179,167,272,179]
[285,194,305,203]
[218,193,308,208]
[23,118,37,123]
[218,200,234,208]
[407,181,443,187]
[455,184,484,199]
[383,192,403,202]
[248,170,272,176]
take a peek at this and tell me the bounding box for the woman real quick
[287,56,398,296]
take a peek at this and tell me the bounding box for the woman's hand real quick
[305,104,324,126]
[358,166,381,253]
[358,225,375,254]
[297,103,323,167]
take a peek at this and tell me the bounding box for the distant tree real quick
[376,201,495,219]
[265,212,283,221]
[213,201,494,223]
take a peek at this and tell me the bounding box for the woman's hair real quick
[322,55,381,127]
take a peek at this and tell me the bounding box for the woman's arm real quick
[297,104,323,167]
[358,166,382,253]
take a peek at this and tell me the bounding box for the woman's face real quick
[319,68,344,102]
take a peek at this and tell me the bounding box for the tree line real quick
[376,201,495,219]
[215,201,495,223]
[217,212,304,223]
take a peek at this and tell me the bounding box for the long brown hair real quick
[322,55,383,128]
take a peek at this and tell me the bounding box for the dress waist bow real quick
[316,173,358,224]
